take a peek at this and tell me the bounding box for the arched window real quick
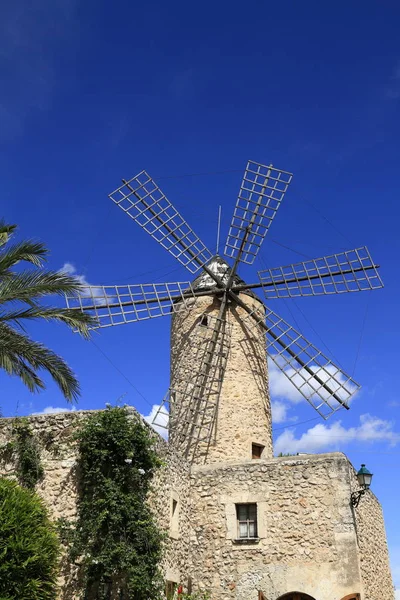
[276,593,316,600]
[340,595,360,600]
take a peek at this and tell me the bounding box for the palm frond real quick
[0,221,17,247]
[0,352,45,393]
[0,307,96,339]
[0,240,48,274]
[0,270,86,305]
[0,324,81,401]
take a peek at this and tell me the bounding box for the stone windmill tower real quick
[68,160,383,466]
[65,161,395,600]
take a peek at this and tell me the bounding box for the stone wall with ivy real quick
[0,409,191,598]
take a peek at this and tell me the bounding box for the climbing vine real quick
[13,418,44,489]
[61,406,164,600]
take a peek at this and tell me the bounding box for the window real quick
[165,581,176,599]
[198,314,209,327]
[236,503,258,539]
[169,493,179,539]
[252,443,264,459]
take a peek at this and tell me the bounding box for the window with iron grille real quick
[236,503,258,539]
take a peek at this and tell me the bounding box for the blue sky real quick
[1,0,400,591]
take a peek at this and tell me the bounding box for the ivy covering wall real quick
[60,406,164,600]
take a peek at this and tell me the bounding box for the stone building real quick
[0,257,394,599]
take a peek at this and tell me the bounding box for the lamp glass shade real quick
[357,464,373,488]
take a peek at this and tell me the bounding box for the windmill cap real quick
[191,255,261,301]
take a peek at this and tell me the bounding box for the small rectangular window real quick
[199,314,209,327]
[252,443,264,459]
[236,503,258,539]
[165,581,178,600]
[165,581,176,599]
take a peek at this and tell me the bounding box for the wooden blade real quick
[224,160,293,265]
[65,281,198,329]
[244,304,360,419]
[109,171,213,274]
[258,247,383,299]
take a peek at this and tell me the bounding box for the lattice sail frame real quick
[65,159,383,435]
[224,161,293,265]
[153,314,231,454]
[244,306,360,418]
[258,247,383,298]
[66,282,198,329]
[109,171,213,274]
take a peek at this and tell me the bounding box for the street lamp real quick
[351,464,373,508]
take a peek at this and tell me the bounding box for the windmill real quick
[67,161,383,463]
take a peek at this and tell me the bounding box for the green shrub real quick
[0,478,60,600]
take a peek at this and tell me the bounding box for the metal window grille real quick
[237,503,258,539]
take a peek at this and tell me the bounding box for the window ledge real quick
[233,537,260,545]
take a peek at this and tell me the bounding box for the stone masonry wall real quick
[0,409,191,598]
[170,293,273,465]
[351,468,395,600]
[0,411,394,600]
[189,452,365,600]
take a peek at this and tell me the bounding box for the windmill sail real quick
[109,171,213,274]
[66,281,198,329]
[258,247,383,298]
[245,305,360,419]
[224,161,293,265]
[69,158,383,458]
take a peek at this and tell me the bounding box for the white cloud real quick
[61,262,114,307]
[143,404,169,440]
[62,262,89,286]
[269,357,358,403]
[274,413,400,455]
[269,359,303,404]
[32,405,76,415]
[271,401,297,424]
[271,401,289,423]
[268,357,358,424]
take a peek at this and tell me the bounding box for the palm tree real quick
[0,220,95,402]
